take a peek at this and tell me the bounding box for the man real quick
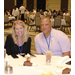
[34,17,70,57]
[19,4,26,21]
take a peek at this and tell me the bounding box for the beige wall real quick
[14,0,16,6]
[68,0,71,13]
[23,0,27,8]
[34,0,37,11]
[46,0,61,11]
[14,0,71,12]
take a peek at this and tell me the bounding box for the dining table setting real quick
[8,15,15,21]
[4,51,71,75]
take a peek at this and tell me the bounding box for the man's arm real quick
[57,32,71,57]
[62,51,70,57]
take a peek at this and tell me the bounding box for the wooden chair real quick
[4,15,9,28]
[35,17,41,32]
[35,12,40,17]
[65,16,70,23]
[61,16,71,33]
[27,16,35,31]
[52,17,61,30]
[24,13,27,23]
[4,15,9,24]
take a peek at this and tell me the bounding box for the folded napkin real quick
[58,56,69,64]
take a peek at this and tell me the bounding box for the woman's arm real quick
[27,37,31,54]
[4,35,12,55]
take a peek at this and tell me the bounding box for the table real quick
[29,15,35,20]
[4,55,71,75]
[50,19,66,26]
[8,16,15,21]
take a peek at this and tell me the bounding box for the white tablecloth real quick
[50,19,66,26]
[8,16,15,21]
[4,55,71,75]
[29,15,35,19]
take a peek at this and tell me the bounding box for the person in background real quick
[25,8,29,15]
[34,17,71,57]
[4,20,31,55]
[9,9,12,15]
[57,10,62,16]
[39,9,44,15]
[19,4,26,21]
[63,10,70,16]
[49,9,52,15]
[44,10,48,16]
[12,6,19,20]
[53,10,57,18]
[32,9,36,15]
[63,10,70,19]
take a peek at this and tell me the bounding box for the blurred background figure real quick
[19,4,26,21]
[12,6,19,20]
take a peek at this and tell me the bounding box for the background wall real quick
[4,0,14,10]
[68,0,71,13]
[46,0,61,11]
[7,0,71,12]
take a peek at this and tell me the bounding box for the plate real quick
[19,63,38,68]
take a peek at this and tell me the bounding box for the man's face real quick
[41,18,52,35]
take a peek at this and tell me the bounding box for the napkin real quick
[58,56,69,64]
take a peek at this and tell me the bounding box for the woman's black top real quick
[4,35,31,55]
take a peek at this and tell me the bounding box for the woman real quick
[5,20,31,55]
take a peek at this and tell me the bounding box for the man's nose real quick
[43,24,46,27]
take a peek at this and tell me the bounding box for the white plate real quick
[19,63,38,68]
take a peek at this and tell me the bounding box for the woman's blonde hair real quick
[12,20,29,44]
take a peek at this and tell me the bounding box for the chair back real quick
[4,15,8,23]
[57,15,63,19]
[24,13,27,19]
[27,16,29,25]
[65,16,70,23]
[54,17,61,27]
[68,16,71,25]
[35,17,41,26]
[29,11,32,15]
[36,12,40,17]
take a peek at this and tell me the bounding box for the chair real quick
[24,13,27,23]
[52,17,61,30]
[4,15,9,24]
[35,17,41,32]
[61,16,71,33]
[65,16,70,23]
[35,12,40,17]
[4,15,9,28]
[27,16,36,31]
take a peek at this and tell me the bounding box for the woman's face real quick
[15,24,25,37]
